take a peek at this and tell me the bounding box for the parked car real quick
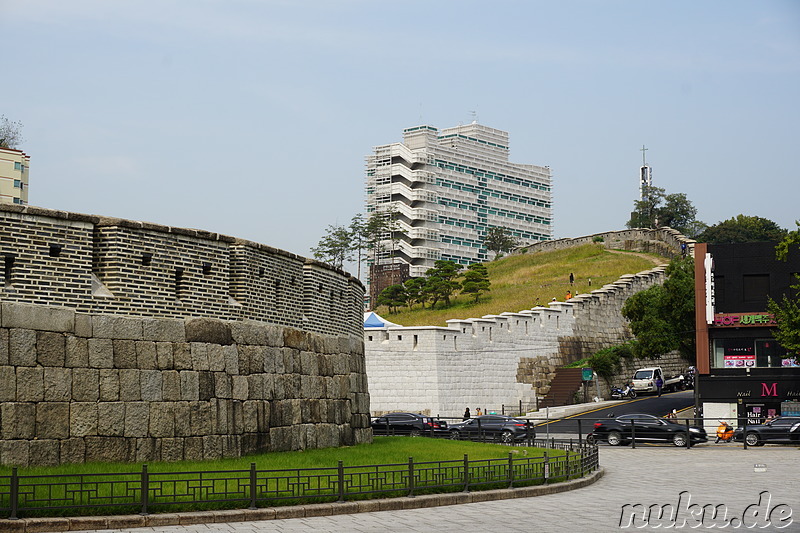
[447,415,535,443]
[588,413,707,447]
[732,417,800,446]
[371,413,448,437]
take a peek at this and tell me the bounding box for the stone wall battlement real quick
[515,227,694,259]
[0,204,364,338]
[366,266,668,415]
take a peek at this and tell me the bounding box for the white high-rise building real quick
[365,122,552,294]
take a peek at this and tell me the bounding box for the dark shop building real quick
[694,241,800,431]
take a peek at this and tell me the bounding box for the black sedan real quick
[371,413,448,437]
[448,415,535,443]
[588,413,707,447]
[732,416,800,446]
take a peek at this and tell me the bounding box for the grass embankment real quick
[377,244,664,327]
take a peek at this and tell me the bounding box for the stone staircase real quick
[541,368,584,407]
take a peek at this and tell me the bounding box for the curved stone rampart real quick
[514,227,694,259]
[0,204,364,338]
[0,205,369,465]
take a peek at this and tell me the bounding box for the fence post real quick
[508,452,514,489]
[249,462,257,509]
[631,419,636,449]
[408,457,415,497]
[337,460,345,502]
[543,452,549,483]
[577,419,583,445]
[742,416,748,450]
[685,419,691,449]
[140,464,149,516]
[463,454,470,492]
[9,467,18,520]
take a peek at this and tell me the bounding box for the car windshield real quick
[633,370,653,379]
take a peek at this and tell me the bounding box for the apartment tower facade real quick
[0,147,29,205]
[365,122,552,303]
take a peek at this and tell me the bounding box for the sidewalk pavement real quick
[27,444,800,533]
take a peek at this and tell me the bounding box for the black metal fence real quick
[0,439,598,520]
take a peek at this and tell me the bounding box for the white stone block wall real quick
[365,267,668,418]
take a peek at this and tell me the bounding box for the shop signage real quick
[699,376,800,400]
[713,313,777,328]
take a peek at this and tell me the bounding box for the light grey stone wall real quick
[0,304,370,467]
[365,266,668,417]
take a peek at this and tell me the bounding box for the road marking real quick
[534,391,691,427]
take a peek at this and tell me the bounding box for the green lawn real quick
[2,438,589,518]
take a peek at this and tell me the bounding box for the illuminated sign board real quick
[712,313,776,327]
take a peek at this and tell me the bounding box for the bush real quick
[592,235,604,243]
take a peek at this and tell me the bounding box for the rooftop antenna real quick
[638,145,652,200]
[469,110,478,123]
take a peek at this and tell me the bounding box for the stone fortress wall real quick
[366,228,695,417]
[0,204,369,466]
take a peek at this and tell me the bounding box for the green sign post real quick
[582,367,593,381]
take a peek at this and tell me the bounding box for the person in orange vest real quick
[566,290,572,300]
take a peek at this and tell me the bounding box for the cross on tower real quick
[640,145,648,166]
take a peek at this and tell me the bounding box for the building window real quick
[711,337,794,368]
[13,180,20,188]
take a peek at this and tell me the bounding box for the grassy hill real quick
[373,244,666,327]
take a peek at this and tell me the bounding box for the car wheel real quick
[672,432,688,447]
[607,431,623,446]
[449,430,461,440]
[745,432,761,447]
[410,428,421,437]
[500,430,513,444]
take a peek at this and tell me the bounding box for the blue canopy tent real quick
[363,311,401,328]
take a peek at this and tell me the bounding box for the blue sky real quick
[2,1,798,276]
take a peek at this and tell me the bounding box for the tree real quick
[375,284,407,314]
[696,215,788,244]
[311,223,353,269]
[403,277,427,309]
[483,227,519,256]
[0,115,24,149]
[622,256,695,360]
[768,221,800,360]
[423,260,462,309]
[627,185,703,237]
[461,263,491,303]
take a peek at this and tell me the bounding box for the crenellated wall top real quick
[0,204,364,337]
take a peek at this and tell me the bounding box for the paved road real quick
[536,390,695,438]
[84,444,800,533]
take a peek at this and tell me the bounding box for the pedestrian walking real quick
[569,272,574,285]
[463,407,471,420]
[656,376,664,397]
[476,408,482,416]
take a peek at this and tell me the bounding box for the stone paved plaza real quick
[80,444,800,533]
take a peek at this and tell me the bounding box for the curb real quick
[0,469,604,532]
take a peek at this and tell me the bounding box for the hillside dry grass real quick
[374,244,665,327]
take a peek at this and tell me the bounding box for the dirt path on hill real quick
[606,248,669,266]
